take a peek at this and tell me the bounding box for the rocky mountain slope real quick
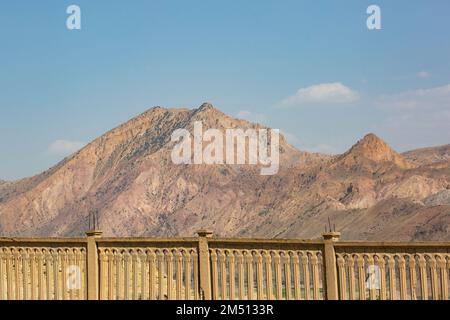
[403,144,450,166]
[0,103,449,240]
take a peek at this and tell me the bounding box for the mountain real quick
[0,103,449,240]
[403,144,450,166]
[0,103,305,237]
[336,133,412,169]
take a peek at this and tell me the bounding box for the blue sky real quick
[1,1,450,180]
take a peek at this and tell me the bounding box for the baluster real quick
[36,250,44,300]
[67,250,75,300]
[264,251,273,300]
[167,250,174,300]
[131,250,138,300]
[356,254,365,300]
[292,252,301,300]
[80,250,86,300]
[408,254,416,300]
[255,251,264,300]
[347,255,355,300]
[123,250,131,300]
[108,250,115,300]
[301,252,311,300]
[44,249,52,300]
[73,249,80,300]
[52,250,60,300]
[63,248,70,300]
[13,248,20,300]
[21,250,29,300]
[116,251,123,300]
[140,250,147,300]
[437,255,448,300]
[99,250,107,300]
[29,249,37,300]
[366,255,376,300]
[377,255,387,300]
[192,251,199,300]
[387,255,397,300]
[245,251,254,300]
[418,254,428,300]
[228,251,235,300]
[283,252,292,300]
[184,250,191,300]
[210,249,218,300]
[311,252,320,299]
[157,250,164,300]
[148,250,157,300]
[337,254,347,300]
[6,249,13,300]
[218,250,227,300]
[429,255,439,300]
[273,251,282,300]
[176,250,183,300]
[60,250,67,300]
[237,251,245,299]
[398,255,407,300]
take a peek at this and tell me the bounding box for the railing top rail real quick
[208,238,324,244]
[97,237,199,247]
[99,237,198,241]
[208,238,325,250]
[2,236,450,249]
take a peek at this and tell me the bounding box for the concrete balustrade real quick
[0,232,449,300]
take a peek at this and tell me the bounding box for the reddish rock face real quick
[0,104,449,241]
[336,133,412,169]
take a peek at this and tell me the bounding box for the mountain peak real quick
[355,133,389,150]
[194,102,224,116]
[338,133,411,168]
[198,102,215,111]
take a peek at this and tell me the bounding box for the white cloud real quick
[236,110,267,123]
[48,140,85,156]
[416,71,431,78]
[278,82,359,107]
[375,83,450,150]
[377,83,450,110]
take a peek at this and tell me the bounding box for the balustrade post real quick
[86,230,102,300]
[197,230,213,300]
[323,232,340,300]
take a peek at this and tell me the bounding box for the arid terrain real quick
[0,103,449,240]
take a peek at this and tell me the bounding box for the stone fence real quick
[0,230,449,300]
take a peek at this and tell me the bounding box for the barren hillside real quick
[0,103,449,240]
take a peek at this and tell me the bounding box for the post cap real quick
[85,230,103,238]
[322,232,341,241]
[197,230,213,238]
